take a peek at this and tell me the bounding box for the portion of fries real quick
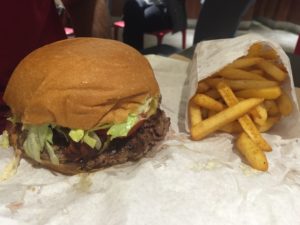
[188,42,293,171]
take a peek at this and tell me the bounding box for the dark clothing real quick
[193,0,254,44]
[123,0,186,50]
[165,0,187,33]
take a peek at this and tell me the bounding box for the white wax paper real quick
[1,40,300,225]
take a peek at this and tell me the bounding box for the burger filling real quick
[6,97,169,167]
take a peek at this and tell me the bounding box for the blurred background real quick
[57,0,300,55]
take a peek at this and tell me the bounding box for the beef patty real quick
[7,109,170,171]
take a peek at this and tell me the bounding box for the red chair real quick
[113,20,125,40]
[64,27,74,37]
[113,20,186,49]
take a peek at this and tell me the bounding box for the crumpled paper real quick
[186,33,300,138]
[1,37,300,225]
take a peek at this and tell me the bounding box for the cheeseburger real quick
[3,38,170,175]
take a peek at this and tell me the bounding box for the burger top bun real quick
[4,38,160,130]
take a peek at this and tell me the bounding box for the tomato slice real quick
[127,119,145,137]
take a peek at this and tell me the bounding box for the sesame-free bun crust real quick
[4,38,159,129]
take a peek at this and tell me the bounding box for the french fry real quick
[188,100,202,128]
[247,43,263,57]
[228,57,263,69]
[219,121,243,133]
[205,89,221,99]
[258,116,281,132]
[259,49,278,60]
[205,78,223,88]
[217,82,272,151]
[276,90,293,116]
[235,86,282,99]
[250,104,268,126]
[190,98,263,140]
[248,43,278,60]
[188,43,291,172]
[250,69,264,75]
[236,132,268,171]
[257,60,287,82]
[228,79,278,90]
[192,94,225,112]
[277,62,287,71]
[218,67,266,80]
[264,100,280,116]
[197,81,210,93]
[206,78,278,90]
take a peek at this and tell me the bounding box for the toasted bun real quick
[4,38,159,129]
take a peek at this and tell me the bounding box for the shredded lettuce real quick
[69,129,84,142]
[20,96,159,165]
[0,149,21,181]
[23,125,54,163]
[45,142,59,165]
[84,132,102,149]
[83,133,97,148]
[105,97,157,140]
[96,98,157,140]
[107,114,139,140]
[68,130,102,150]
[95,123,113,130]
[7,116,19,124]
[0,130,10,148]
[136,97,158,116]
[89,132,102,150]
[147,97,158,117]
[67,113,139,148]
[137,97,152,114]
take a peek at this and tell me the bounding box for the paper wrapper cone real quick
[186,33,300,139]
